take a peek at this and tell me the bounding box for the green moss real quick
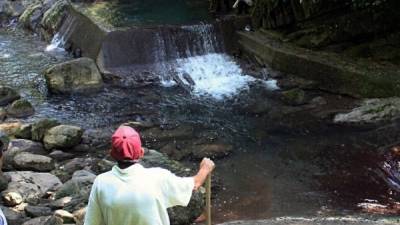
[41,0,70,34]
[19,3,42,28]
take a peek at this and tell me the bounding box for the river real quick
[0,11,398,225]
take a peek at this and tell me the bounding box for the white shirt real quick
[0,208,7,225]
[84,164,194,225]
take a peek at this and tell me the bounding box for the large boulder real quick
[7,99,35,118]
[40,0,70,39]
[31,118,60,141]
[2,171,62,205]
[43,125,83,150]
[334,97,400,124]
[0,86,20,106]
[44,58,103,94]
[54,170,96,200]
[13,152,55,172]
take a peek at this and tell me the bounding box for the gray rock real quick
[190,143,233,159]
[22,216,51,225]
[0,86,20,106]
[31,118,60,141]
[25,205,52,217]
[44,57,103,94]
[15,123,32,139]
[4,139,47,171]
[7,99,35,118]
[0,173,9,192]
[2,191,23,206]
[281,88,307,106]
[13,152,55,172]
[49,150,74,161]
[19,2,43,31]
[43,125,83,150]
[40,0,70,39]
[334,97,400,124]
[3,171,62,205]
[55,170,95,199]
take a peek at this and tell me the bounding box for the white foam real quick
[175,53,278,100]
[45,33,65,52]
[0,53,11,59]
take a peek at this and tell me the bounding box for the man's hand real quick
[200,158,215,173]
[193,158,215,191]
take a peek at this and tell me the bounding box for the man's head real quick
[111,126,144,163]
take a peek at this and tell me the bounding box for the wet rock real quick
[160,142,187,160]
[7,99,35,118]
[281,88,307,106]
[54,209,75,223]
[89,159,115,174]
[0,86,20,106]
[24,205,52,217]
[44,57,103,94]
[13,152,55,172]
[81,128,113,150]
[4,139,47,170]
[43,125,83,150]
[49,150,74,161]
[31,118,60,141]
[3,171,62,205]
[190,143,233,159]
[142,125,194,148]
[15,123,32,139]
[40,0,69,39]
[334,97,400,124]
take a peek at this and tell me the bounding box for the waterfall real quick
[45,33,66,52]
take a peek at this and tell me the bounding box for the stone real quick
[281,88,307,106]
[0,86,20,106]
[334,97,400,124]
[31,118,60,141]
[44,57,103,94]
[49,150,74,161]
[44,215,63,225]
[4,139,47,170]
[50,196,72,209]
[43,125,83,150]
[40,0,70,39]
[7,99,35,118]
[55,170,95,199]
[3,171,62,204]
[13,152,55,172]
[54,209,75,223]
[25,205,52,217]
[73,207,86,225]
[15,123,32,139]
[0,131,10,152]
[2,191,23,206]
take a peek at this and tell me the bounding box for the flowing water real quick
[0,19,398,224]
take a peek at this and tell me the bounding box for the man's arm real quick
[193,158,215,191]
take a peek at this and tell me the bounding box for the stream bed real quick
[0,28,398,223]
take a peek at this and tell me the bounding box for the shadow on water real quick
[1,29,399,223]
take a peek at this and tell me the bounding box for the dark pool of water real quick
[0,29,396,223]
[74,0,211,27]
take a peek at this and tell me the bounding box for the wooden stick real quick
[205,174,212,225]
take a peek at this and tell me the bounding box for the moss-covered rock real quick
[281,88,306,106]
[31,118,60,141]
[19,2,43,30]
[43,125,83,150]
[40,0,70,39]
[7,99,34,118]
[0,86,20,106]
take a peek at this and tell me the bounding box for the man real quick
[84,126,215,225]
